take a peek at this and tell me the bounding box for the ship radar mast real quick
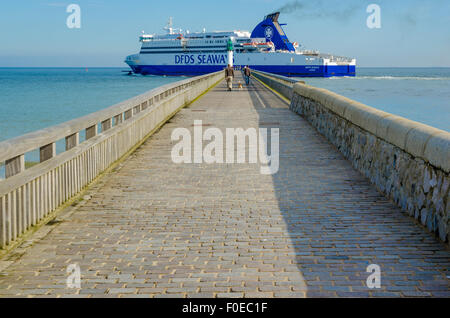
[164,17,174,35]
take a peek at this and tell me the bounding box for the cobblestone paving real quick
[0,74,448,298]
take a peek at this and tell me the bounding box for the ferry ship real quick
[125,12,356,77]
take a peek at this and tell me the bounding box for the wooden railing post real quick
[0,196,6,248]
[5,155,25,178]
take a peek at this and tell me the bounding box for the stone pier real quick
[0,73,448,298]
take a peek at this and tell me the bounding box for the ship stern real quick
[323,58,356,77]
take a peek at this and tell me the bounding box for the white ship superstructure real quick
[125,12,356,77]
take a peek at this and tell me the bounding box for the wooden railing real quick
[0,71,224,248]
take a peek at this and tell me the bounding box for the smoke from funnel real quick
[277,0,360,21]
[278,1,305,14]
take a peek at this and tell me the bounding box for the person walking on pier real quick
[225,64,234,91]
[243,66,251,86]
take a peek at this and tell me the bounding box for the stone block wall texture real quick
[289,83,449,244]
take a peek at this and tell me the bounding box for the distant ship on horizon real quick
[125,12,356,77]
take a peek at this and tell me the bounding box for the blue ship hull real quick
[129,65,356,77]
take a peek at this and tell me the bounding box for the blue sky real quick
[1,0,449,67]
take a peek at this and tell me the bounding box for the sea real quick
[0,67,449,177]
[300,67,450,132]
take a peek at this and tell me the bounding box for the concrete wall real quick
[252,70,298,100]
[253,70,450,244]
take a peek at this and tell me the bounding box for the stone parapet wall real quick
[252,70,297,100]
[290,83,449,243]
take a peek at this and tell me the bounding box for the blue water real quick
[1,67,448,144]
[0,68,184,142]
[301,67,450,132]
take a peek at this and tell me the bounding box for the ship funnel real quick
[264,12,280,22]
[251,12,295,52]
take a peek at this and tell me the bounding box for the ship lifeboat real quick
[242,41,274,50]
[259,41,274,49]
